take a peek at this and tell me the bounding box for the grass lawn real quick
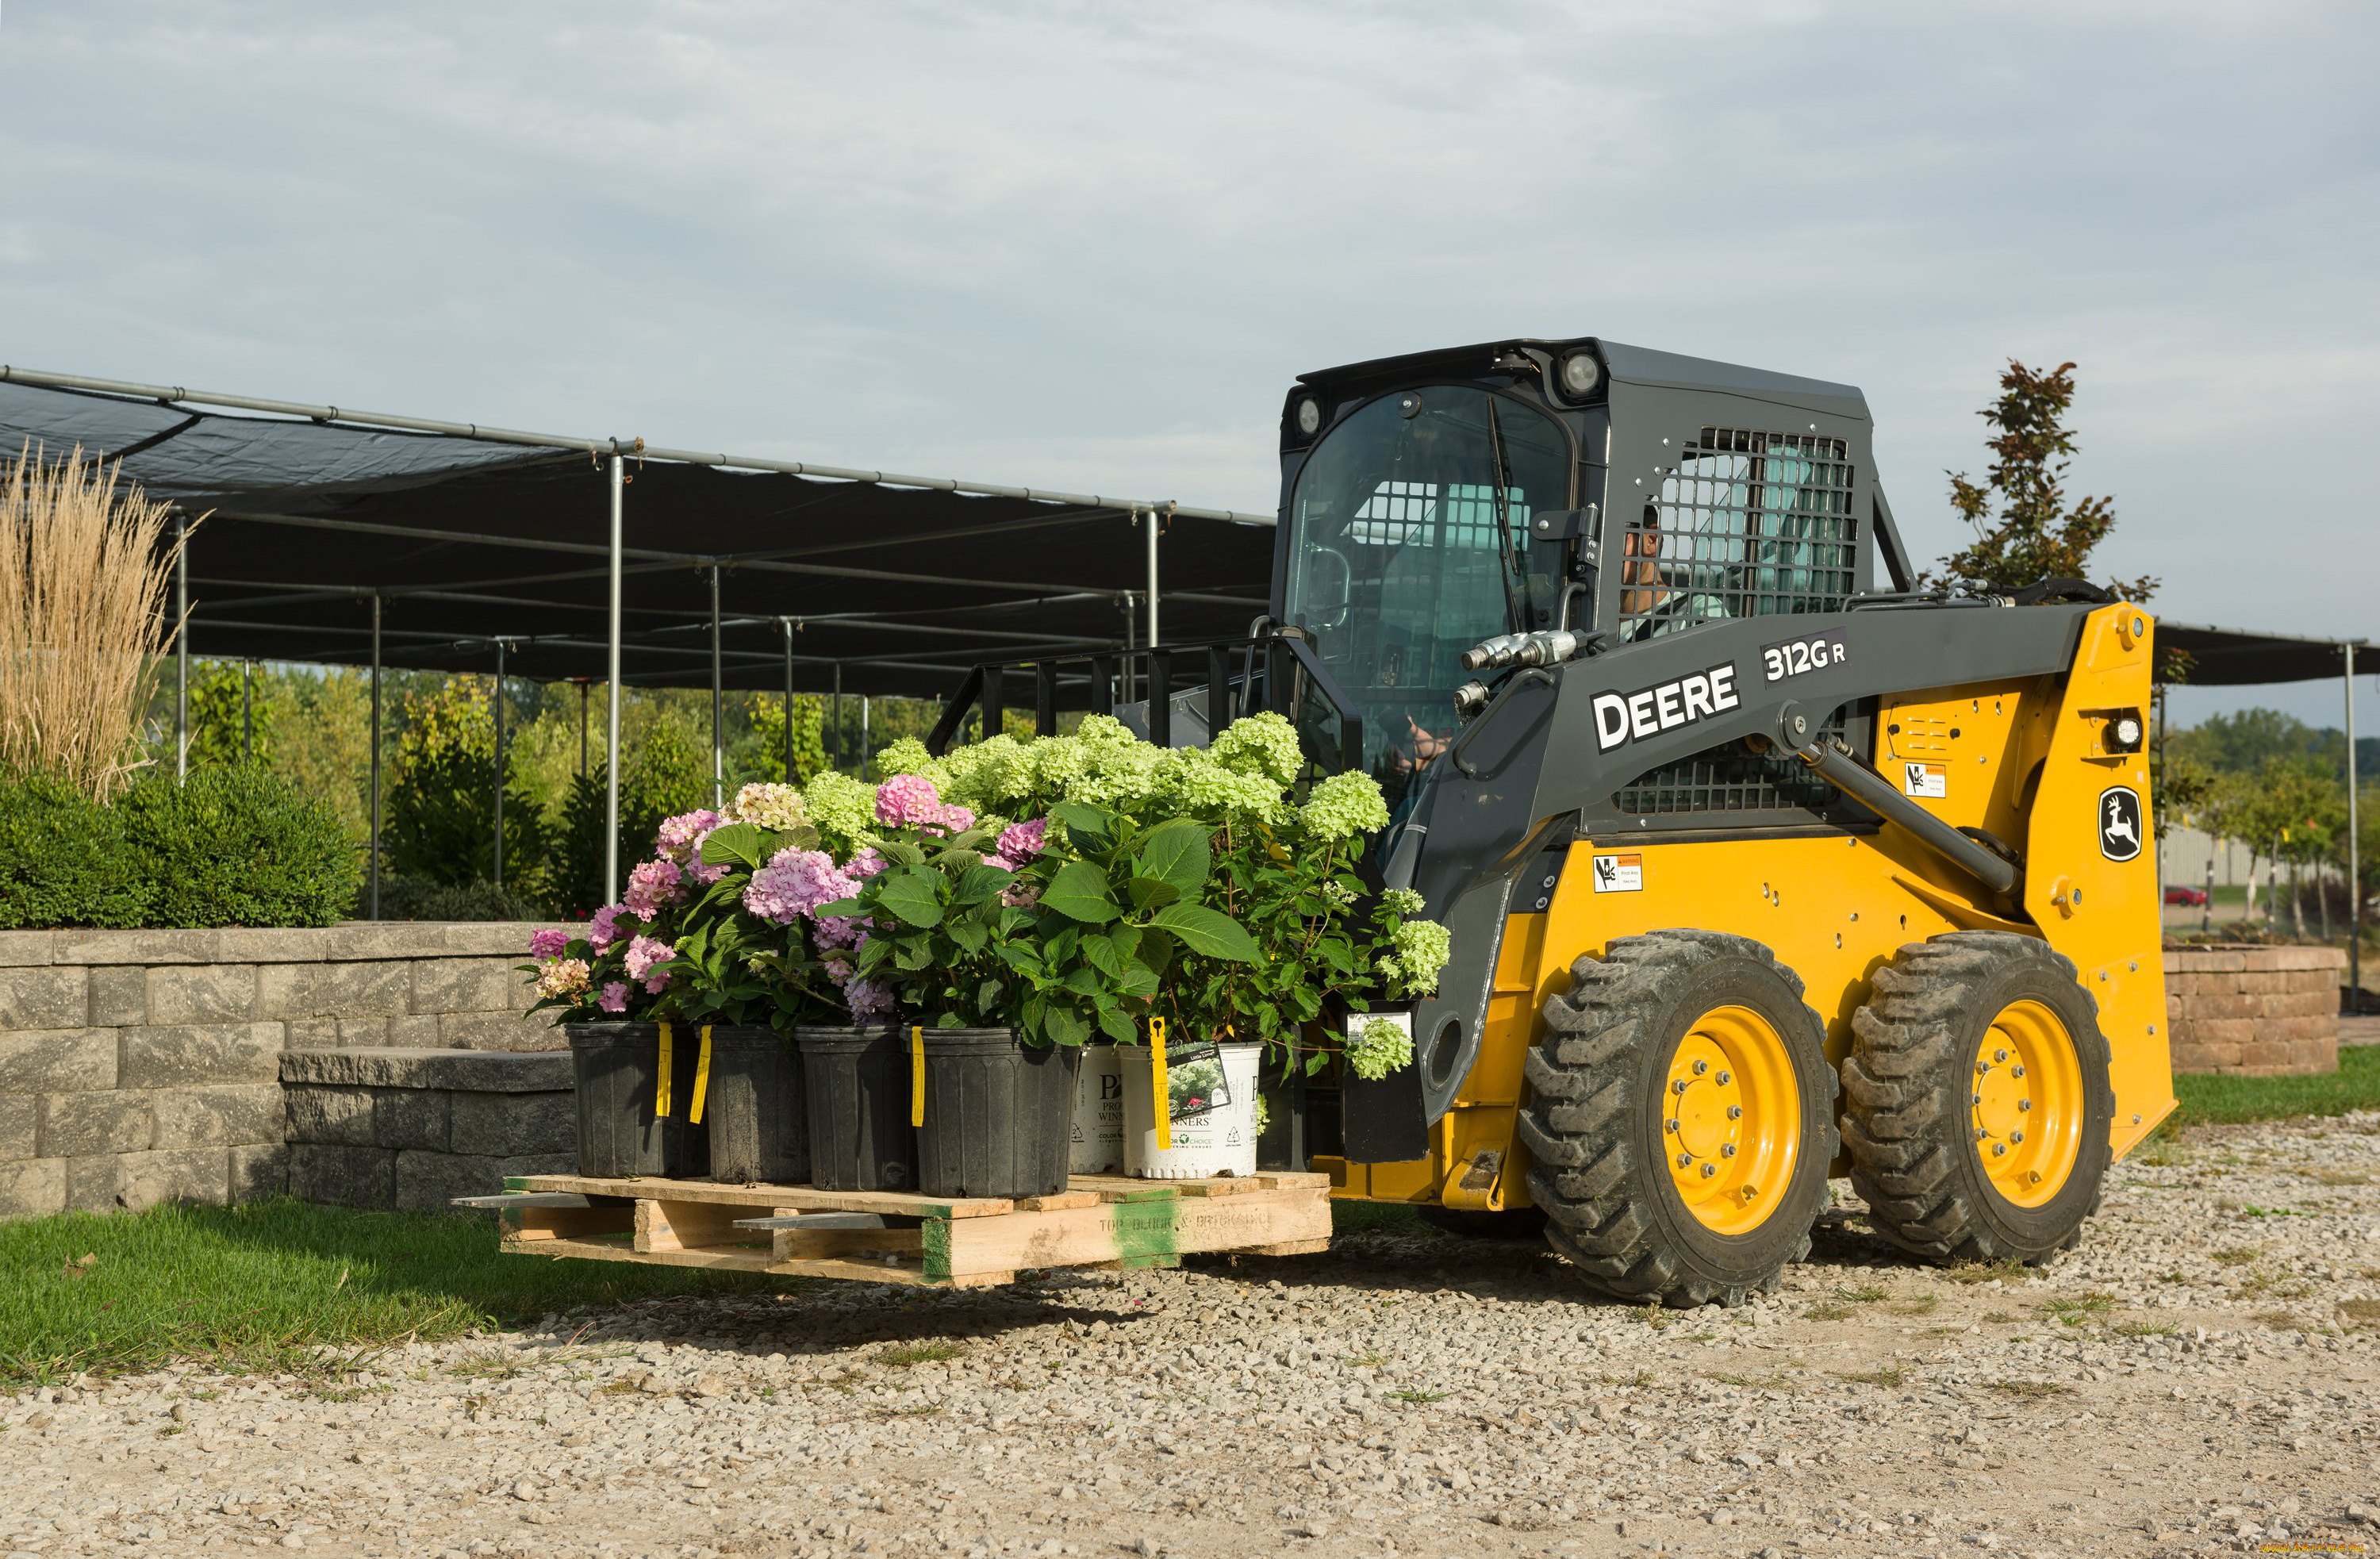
[2169,1042,2380,1129]
[0,1197,770,1387]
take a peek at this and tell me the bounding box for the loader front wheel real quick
[1841,932,2113,1265]
[1517,931,1837,1307]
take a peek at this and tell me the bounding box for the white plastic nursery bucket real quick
[1069,1043,1126,1174]
[1121,1039,1261,1179]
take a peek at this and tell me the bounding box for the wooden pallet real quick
[486,1170,1332,1288]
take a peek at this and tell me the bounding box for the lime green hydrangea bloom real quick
[800,770,881,858]
[1298,770,1391,842]
[872,736,951,791]
[1207,711,1303,787]
[1346,1016,1414,1081]
[1154,747,1287,824]
[1377,916,1451,998]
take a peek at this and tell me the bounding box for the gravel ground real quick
[7,1116,2380,1559]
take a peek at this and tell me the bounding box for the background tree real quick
[1932,359,2155,601]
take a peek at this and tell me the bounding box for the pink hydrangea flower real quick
[535,958,590,1000]
[587,904,628,952]
[935,804,977,835]
[597,981,630,1014]
[815,916,866,950]
[845,847,887,879]
[1000,880,1041,909]
[624,858,685,919]
[873,774,944,827]
[624,935,675,994]
[843,974,894,1021]
[654,809,723,865]
[997,816,1050,860]
[744,848,859,927]
[685,825,730,886]
[528,927,571,961]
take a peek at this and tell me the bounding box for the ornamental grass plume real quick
[0,444,187,799]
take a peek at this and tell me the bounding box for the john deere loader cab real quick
[1273,337,2175,1306]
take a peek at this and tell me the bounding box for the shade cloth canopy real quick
[0,372,1277,699]
[2155,621,2370,687]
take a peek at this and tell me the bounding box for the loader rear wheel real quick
[1517,931,1837,1307]
[1841,932,2113,1265]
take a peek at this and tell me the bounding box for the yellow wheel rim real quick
[1661,1005,1801,1235]
[1971,998,2083,1208]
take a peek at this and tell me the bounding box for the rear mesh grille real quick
[1618,427,1857,639]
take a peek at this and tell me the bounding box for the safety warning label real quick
[1901,762,1948,799]
[1591,854,1643,893]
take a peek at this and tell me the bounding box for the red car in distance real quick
[2165,885,2210,906]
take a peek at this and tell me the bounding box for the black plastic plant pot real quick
[793,1026,919,1192]
[701,1026,810,1185]
[565,1022,711,1179]
[916,1028,1083,1200]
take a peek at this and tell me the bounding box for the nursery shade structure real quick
[0,366,1277,907]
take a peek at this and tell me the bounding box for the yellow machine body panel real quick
[1322,603,2176,1208]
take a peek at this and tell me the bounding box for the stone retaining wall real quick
[281,1047,576,1213]
[0,922,565,1219]
[2165,943,2344,1076]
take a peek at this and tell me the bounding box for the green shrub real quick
[382,741,546,892]
[117,765,359,926]
[0,770,148,928]
[374,872,545,923]
[0,764,358,929]
[550,717,714,915]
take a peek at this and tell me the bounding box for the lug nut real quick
[1975,1128,1988,1142]
[1721,1143,1737,1158]
[1673,1079,1690,1094]
[1716,1071,1732,1085]
[2017,1099,2031,1112]
[1693,1058,1709,1076]
[1700,1163,1717,1179]
[1666,1118,1680,1134]
[1676,1152,1692,1168]
[1975,1059,1989,1075]
[2012,1065,2026,1078]
[1727,1104,1744,1120]
[1992,1143,2006,1157]
[1972,1092,1983,1106]
[2010,1130,2024,1144]
[1994,1048,2009,1063]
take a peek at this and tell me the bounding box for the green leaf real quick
[698,821,776,871]
[1079,932,1121,980]
[873,870,945,929]
[1134,819,1211,890]
[1050,800,1116,854]
[1043,1004,1091,1049]
[877,839,927,868]
[1124,875,1181,912]
[952,862,1015,907]
[1040,860,1119,924]
[1137,928,1176,979]
[1095,1008,1138,1044]
[1061,966,1104,999]
[947,917,988,955]
[1148,904,1259,962]
[977,978,1004,1016]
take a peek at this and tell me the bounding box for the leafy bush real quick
[549,717,714,916]
[373,873,545,923]
[0,763,359,928]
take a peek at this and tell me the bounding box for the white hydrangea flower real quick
[725,781,807,831]
[1346,1016,1414,1081]
[1298,770,1392,842]
[1207,711,1303,787]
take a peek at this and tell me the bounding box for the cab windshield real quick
[1282,386,1571,813]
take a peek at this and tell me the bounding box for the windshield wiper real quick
[1483,397,1529,636]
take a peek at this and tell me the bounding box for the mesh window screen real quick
[1618,428,1856,638]
[1612,428,1858,817]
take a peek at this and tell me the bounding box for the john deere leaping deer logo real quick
[2098,787,2143,862]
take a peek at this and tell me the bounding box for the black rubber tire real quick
[1417,1206,1549,1240]
[1515,930,1838,1307]
[1840,931,2114,1265]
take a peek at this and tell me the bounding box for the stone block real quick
[282,1084,378,1146]
[2236,972,2291,996]
[144,964,256,1025]
[393,1149,575,1213]
[336,1019,390,1047]
[63,1154,118,1213]
[228,1142,289,1201]
[280,1046,574,1092]
[386,1014,442,1046]
[440,1010,565,1051]
[410,957,521,1016]
[438,922,574,958]
[321,923,440,962]
[0,966,90,1030]
[52,928,220,965]
[112,1147,230,1211]
[254,960,410,1021]
[86,965,148,1027]
[117,1023,284,1088]
[2171,950,2246,973]
[0,1094,34,1159]
[284,1019,341,1050]
[2171,1040,2242,1071]
[215,927,330,964]
[449,1089,576,1158]
[151,1085,285,1150]
[370,1085,453,1152]
[36,1091,153,1158]
[0,1029,116,1092]
[0,1157,65,1219]
[288,1142,397,1208]
[0,931,53,968]
[2271,946,2347,973]
[2193,1018,2256,1048]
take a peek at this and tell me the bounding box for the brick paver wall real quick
[2165,943,2344,1076]
[0,922,566,1219]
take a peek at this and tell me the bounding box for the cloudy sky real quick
[3,2,2374,726]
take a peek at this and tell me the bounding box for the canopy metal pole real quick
[1146,505,1161,649]
[492,641,507,890]
[241,660,253,762]
[781,619,796,782]
[578,680,589,778]
[860,697,870,779]
[175,515,189,778]
[368,593,382,920]
[2349,641,2362,1009]
[831,659,843,774]
[709,563,724,810]
[605,455,623,905]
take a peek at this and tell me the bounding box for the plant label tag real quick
[1591,853,1642,893]
[1901,762,1948,799]
[1161,1040,1230,1124]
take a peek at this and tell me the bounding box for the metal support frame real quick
[605,455,623,905]
[492,639,508,889]
[1145,505,1161,650]
[2349,642,2363,1008]
[578,680,589,778]
[174,514,189,778]
[860,697,870,779]
[708,563,724,810]
[781,619,797,782]
[241,660,253,762]
[368,593,382,920]
[831,659,843,774]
